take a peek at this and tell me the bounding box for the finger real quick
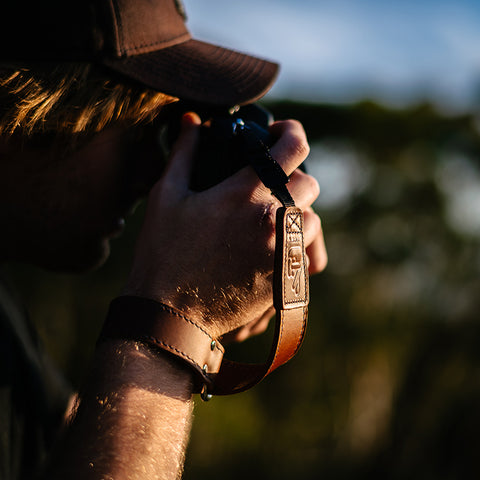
[247,307,274,336]
[217,119,309,195]
[162,112,201,187]
[220,306,275,344]
[303,207,322,246]
[287,170,320,210]
[304,210,328,274]
[269,120,310,176]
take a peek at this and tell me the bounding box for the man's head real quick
[0,61,178,271]
[0,0,279,272]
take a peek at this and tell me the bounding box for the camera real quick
[162,103,274,191]
[191,104,275,191]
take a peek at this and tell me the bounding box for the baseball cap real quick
[0,0,279,106]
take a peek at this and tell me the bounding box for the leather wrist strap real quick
[99,296,224,395]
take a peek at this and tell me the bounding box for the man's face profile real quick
[0,126,159,272]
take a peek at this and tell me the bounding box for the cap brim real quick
[104,39,279,107]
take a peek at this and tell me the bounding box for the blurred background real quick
[6,1,480,478]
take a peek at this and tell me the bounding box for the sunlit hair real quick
[0,62,177,142]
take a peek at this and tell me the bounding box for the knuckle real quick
[304,209,321,234]
[286,128,310,159]
[316,248,329,272]
[251,201,277,260]
[290,171,320,207]
[303,173,320,198]
[259,202,277,242]
[310,211,322,233]
[285,118,304,132]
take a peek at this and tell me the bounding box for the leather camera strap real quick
[99,122,309,398]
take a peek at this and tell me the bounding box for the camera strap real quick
[99,123,309,399]
[209,122,309,396]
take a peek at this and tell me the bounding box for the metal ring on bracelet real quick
[200,384,212,402]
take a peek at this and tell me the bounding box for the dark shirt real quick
[0,278,70,480]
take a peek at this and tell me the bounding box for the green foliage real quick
[7,99,480,479]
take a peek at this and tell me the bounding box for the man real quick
[0,0,327,478]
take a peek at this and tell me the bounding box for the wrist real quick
[98,296,225,398]
[93,338,195,401]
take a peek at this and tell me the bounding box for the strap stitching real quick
[144,335,204,372]
[287,213,302,231]
[150,302,224,354]
[293,308,308,356]
[270,312,285,370]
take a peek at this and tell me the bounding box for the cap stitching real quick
[108,0,126,56]
[123,32,191,56]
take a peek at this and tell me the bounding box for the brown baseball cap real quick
[0,0,279,106]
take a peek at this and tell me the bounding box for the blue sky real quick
[182,0,480,110]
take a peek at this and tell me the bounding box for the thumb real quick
[162,112,201,187]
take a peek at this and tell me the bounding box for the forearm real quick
[44,340,194,480]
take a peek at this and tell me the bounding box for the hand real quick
[124,113,327,339]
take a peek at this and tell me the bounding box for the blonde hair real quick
[0,62,177,142]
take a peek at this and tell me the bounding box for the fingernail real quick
[181,111,201,127]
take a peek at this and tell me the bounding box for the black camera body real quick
[190,104,273,191]
[162,103,273,191]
